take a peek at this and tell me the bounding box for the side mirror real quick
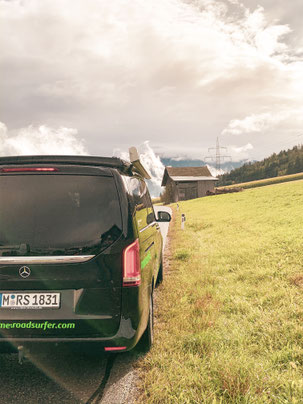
[156,211,171,222]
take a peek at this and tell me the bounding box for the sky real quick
[1,0,303,173]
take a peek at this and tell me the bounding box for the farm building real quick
[161,166,218,202]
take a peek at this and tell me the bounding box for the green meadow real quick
[137,179,303,403]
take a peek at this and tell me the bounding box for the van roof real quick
[0,155,131,173]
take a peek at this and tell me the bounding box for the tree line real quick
[218,145,303,186]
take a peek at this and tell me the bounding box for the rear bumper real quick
[0,283,151,353]
[0,337,132,354]
[0,314,142,353]
[0,324,138,353]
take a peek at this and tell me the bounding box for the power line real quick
[259,134,303,153]
[205,137,231,171]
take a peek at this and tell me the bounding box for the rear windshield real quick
[0,174,122,256]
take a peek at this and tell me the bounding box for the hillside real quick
[219,145,303,185]
[217,171,303,190]
[137,180,303,403]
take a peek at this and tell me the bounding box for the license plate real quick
[0,293,60,309]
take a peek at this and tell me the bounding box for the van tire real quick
[156,257,163,287]
[140,293,154,352]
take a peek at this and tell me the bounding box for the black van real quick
[0,149,171,358]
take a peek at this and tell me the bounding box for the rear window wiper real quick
[47,247,84,255]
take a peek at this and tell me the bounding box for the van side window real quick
[126,177,149,231]
[123,177,155,229]
[140,180,155,224]
[129,178,146,210]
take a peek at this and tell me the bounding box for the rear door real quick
[0,168,124,337]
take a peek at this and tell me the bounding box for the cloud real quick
[222,113,274,135]
[231,143,254,152]
[1,0,303,160]
[171,156,189,161]
[0,122,88,156]
[1,121,164,196]
[206,164,225,177]
[222,109,303,137]
[114,141,165,197]
[139,141,165,188]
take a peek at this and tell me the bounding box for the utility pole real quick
[205,137,231,171]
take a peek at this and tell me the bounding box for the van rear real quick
[0,159,142,353]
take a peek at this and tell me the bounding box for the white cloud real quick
[114,141,165,197]
[171,156,189,161]
[1,121,164,195]
[207,164,225,177]
[139,141,165,188]
[0,122,88,156]
[222,109,303,137]
[222,113,274,135]
[231,142,253,153]
[1,0,303,160]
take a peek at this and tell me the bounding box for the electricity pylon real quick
[205,137,231,171]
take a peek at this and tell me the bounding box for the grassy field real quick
[136,179,303,403]
[152,197,162,204]
[217,171,303,190]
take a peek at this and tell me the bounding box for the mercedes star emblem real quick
[19,266,31,278]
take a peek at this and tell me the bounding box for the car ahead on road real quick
[0,148,171,359]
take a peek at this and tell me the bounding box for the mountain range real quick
[160,157,247,175]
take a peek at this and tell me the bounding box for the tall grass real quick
[136,179,303,403]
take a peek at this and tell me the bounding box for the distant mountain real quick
[218,145,303,186]
[160,157,246,174]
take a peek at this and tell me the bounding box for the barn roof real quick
[161,166,217,186]
[170,176,218,182]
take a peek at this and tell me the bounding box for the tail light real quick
[123,239,140,287]
[104,346,126,352]
[0,167,58,173]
